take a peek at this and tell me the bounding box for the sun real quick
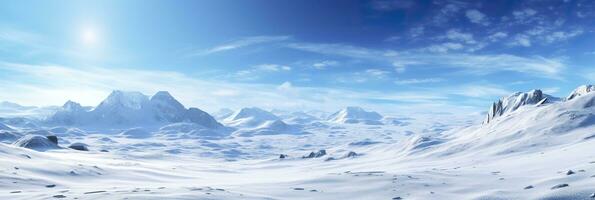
[81,27,98,46]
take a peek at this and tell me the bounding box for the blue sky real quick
[0,0,593,114]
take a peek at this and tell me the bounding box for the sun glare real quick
[81,27,98,45]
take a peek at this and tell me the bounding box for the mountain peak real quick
[152,91,174,99]
[230,107,279,121]
[567,84,594,101]
[483,89,559,124]
[62,100,83,111]
[328,106,383,124]
[97,90,149,110]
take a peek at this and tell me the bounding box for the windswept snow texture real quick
[1,86,595,199]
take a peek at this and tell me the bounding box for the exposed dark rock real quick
[551,183,569,190]
[46,135,58,145]
[13,134,60,151]
[566,170,575,175]
[346,151,358,158]
[483,90,558,124]
[68,143,89,151]
[303,150,326,158]
[524,185,533,189]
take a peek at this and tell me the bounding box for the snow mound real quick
[13,134,60,151]
[327,106,383,125]
[428,90,595,157]
[483,89,559,124]
[566,84,594,101]
[234,119,302,137]
[0,123,13,131]
[224,107,280,127]
[119,127,152,139]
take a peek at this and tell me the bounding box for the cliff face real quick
[483,90,552,124]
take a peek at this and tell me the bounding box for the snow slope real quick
[0,85,594,199]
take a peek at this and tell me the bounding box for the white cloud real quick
[544,29,584,43]
[255,64,291,71]
[312,60,338,69]
[450,84,512,98]
[445,29,475,44]
[0,62,480,114]
[229,64,291,81]
[488,32,508,41]
[365,69,390,78]
[426,42,464,53]
[432,2,466,25]
[465,9,489,25]
[511,34,531,47]
[196,36,290,55]
[286,42,565,78]
[542,87,560,94]
[370,0,415,11]
[395,78,443,85]
[512,8,538,24]
[410,26,425,38]
[277,81,293,91]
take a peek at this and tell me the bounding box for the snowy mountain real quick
[213,108,234,120]
[282,111,320,124]
[0,101,59,118]
[566,84,595,100]
[2,84,595,199]
[46,90,222,129]
[327,106,383,125]
[224,107,281,127]
[47,101,89,125]
[223,107,300,136]
[483,89,560,124]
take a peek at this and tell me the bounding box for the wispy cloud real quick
[395,78,444,85]
[465,9,489,25]
[285,42,565,78]
[370,0,415,11]
[255,64,291,71]
[449,84,512,98]
[228,63,291,81]
[0,61,486,114]
[312,60,339,70]
[193,36,290,56]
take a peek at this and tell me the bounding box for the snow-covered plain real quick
[1,85,595,199]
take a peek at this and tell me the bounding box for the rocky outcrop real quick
[13,135,60,151]
[566,85,594,101]
[483,90,558,124]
